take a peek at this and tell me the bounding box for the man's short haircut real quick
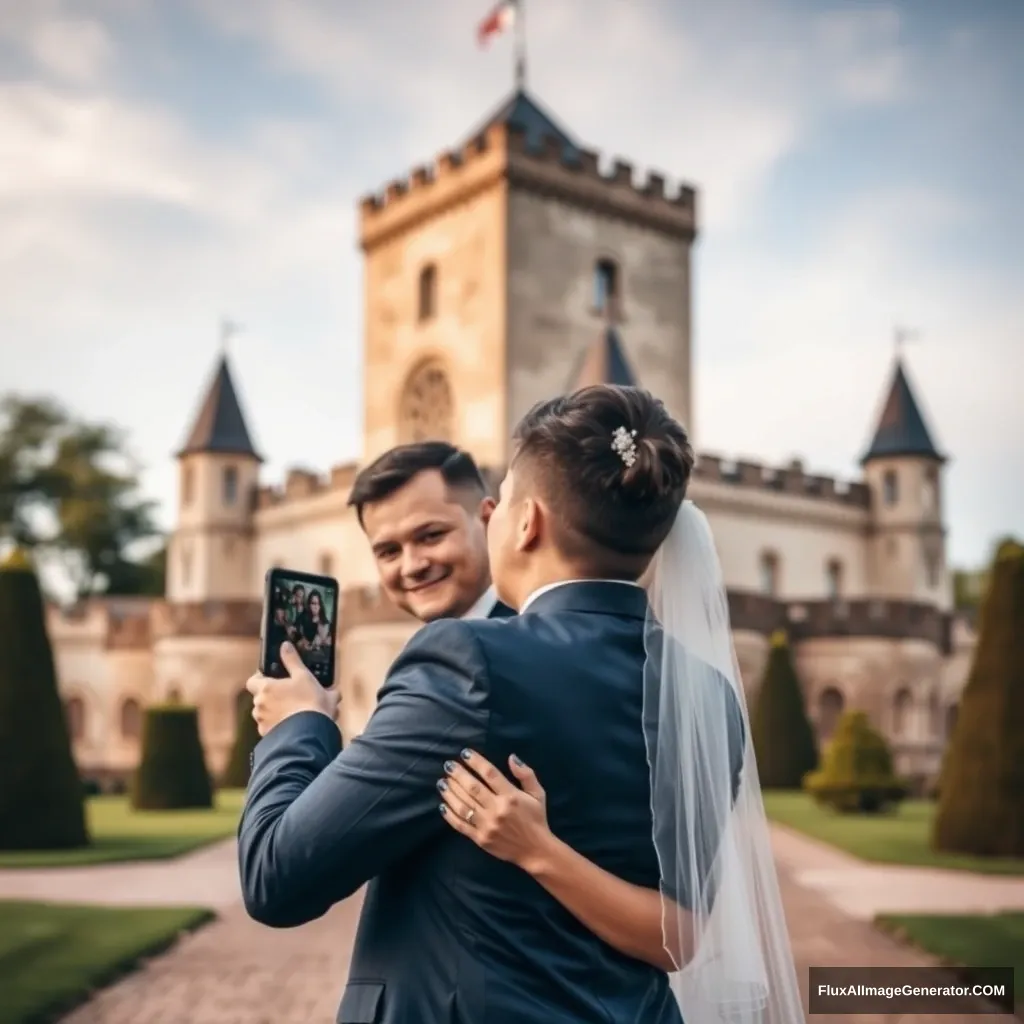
[348,441,488,526]
[511,385,695,578]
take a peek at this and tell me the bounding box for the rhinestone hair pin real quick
[611,426,639,468]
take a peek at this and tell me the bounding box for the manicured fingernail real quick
[443,760,456,774]
[511,754,524,766]
[436,779,448,793]
[439,803,447,815]
[460,749,472,761]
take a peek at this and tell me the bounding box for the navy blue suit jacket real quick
[238,582,740,1024]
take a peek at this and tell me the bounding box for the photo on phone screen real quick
[261,569,339,686]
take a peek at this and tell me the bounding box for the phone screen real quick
[260,568,339,687]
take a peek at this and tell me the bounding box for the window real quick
[182,465,194,506]
[181,544,192,587]
[64,696,85,741]
[922,467,938,514]
[167,687,182,704]
[593,259,619,318]
[892,688,912,736]
[120,698,141,740]
[398,359,454,443]
[826,559,843,599]
[924,548,941,588]
[883,469,898,506]
[319,552,334,575]
[418,264,437,322]
[818,688,844,740]
[759,551,779,597]
[222,466,238,505]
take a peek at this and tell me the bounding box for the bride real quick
[439,495,805,1023]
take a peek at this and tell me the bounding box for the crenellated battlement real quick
[694,453,871,508]
[152,600,262,639]
[359,121,697,251]
[255,460,359,511]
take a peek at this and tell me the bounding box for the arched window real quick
[593,258,619,318]
[418,264,437,322]
[826,559,843,599]
[222,465,238,505]
[928,690,941,736]
[180,544,192,587]
[398,359,454,443]
[167,687,182,704]
[64,696,85,741]
[759,551,779,597]
[883,469,898,506]
[182,465,194,506]
[817,687,844,740]
[892,688,912,736]
[120,698,141,740]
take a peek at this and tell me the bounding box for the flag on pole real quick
[477,0,517,47]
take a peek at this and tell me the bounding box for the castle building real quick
[46,89,974,792]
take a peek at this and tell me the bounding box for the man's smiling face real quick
[361,468,493,622]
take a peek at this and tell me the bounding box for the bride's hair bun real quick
[511,385,695,573]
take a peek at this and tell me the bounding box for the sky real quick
[1,0,1022,569]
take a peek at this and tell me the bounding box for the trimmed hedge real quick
[804,709,907,814]
[131,704,213,810]
[221,691,260,788]
[0,548,89,849]
[751,630,818,789]
[934,539,1024,856]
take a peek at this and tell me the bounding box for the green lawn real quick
[763,791,1024,875]
[876,912,1024,1013]
[0,900,214,1024]
[0,790,244,869]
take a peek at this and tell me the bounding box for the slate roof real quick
[465,88,581,163]
[861,357,944,464]
[568,326,638,391]
[178,355,262,461]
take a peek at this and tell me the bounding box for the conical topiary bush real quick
[0,548,89,849]
[934,540,1024,856]
[751,630,818,788]
[221,690,260,788]
[804,709,907,813]
[131,704,213,810]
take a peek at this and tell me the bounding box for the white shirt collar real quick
[520,578,642,614]
[461,583,498,620]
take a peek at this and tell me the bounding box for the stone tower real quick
[358,89,697,467]
[862,356,950,609]
[167,354,262,602]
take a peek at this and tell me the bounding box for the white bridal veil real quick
[643,500,805,1023]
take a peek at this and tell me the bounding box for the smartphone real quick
[259,568,340,687]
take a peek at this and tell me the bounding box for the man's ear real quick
[515,497,543,553]
[478,496,496,525]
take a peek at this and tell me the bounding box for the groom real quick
[239,385,695,1023]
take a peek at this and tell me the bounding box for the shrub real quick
[0,548,89,849]
[221,690,260,788]
[803,710,907,813]
[751,630,818,788]
[131,704,213,810]
[934,539,1024,856]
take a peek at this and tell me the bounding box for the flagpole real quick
[514,0,526,89]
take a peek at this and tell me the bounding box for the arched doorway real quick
[817,687,844,741]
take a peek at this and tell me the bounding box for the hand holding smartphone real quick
[259,568,340,686]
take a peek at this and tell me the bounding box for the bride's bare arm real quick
[438,750,688,972]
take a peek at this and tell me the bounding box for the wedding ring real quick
[465,808,475,825]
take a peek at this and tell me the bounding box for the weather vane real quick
[220,318,243,354]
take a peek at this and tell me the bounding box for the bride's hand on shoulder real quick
[437,750,554,873]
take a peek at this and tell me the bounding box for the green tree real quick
[0,548,89,849]
[132,705,213,810]
[934,539,1024,856]
[751,630,819,789]
[221,691,260,788]
[0,395,163,599]
[804,710,907,814]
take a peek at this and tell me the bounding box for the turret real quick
[167,354,262,603]
[861,355,950,608]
